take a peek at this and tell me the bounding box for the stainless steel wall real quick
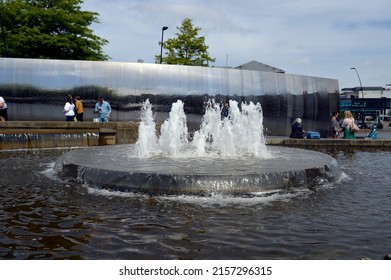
[0,58,339,136]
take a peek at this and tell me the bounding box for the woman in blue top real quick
[94,96,112,122]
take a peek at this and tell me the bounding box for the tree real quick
[0,0,109,60]
[156,18,215,66]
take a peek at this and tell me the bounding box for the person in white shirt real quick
[0,96,8,121]
[63,95,75,121]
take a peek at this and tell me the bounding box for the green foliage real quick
[0,0,109,60]
[156,18,215,66]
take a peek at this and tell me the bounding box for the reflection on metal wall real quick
[0,58,339,136]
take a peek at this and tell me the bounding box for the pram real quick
[365,128,378,139]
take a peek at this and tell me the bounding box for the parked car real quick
[368,122,383,130]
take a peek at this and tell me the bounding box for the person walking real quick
[94,96,112,122]
[63,95,75,122]
[0,96,8,121]
[74,96,84,122]
[329,111,341,139]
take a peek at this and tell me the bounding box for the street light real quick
[350,67,366,125]
[160,26,168,64]
[350,67,363,98]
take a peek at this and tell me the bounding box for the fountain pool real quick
[54,100,341,195]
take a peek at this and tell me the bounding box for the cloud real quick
[81,0,391,88]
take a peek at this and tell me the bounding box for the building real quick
[340,87,391,122]
[234,60,285,73]
[340,86,385,99]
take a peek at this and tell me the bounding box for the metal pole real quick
[160,26,168,64]
[350,67,363,98]
[350,67,365,126]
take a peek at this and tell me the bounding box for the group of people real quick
[63,95,112,122]
[1,95,112,123]
[63,95,83,122]
[328,110,358,139]
[290,110,359,139]
[0,95,371,136]
[219,101,358,140]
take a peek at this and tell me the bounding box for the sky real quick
[80,0,391,90]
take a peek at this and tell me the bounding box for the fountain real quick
[54,100,341,196]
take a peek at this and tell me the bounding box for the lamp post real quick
[350,67,363,98]
[160,26,168,64]
[350,67,365,126]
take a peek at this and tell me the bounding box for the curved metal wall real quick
[0,58,339,136]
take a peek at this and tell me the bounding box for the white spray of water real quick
[135,99,272,159]
[158,100,188,156]
[134,99,158,156]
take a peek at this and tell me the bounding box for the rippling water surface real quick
[1,147,390,260]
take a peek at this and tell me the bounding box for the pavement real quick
[1,121,391,151]
[265,126,391,150]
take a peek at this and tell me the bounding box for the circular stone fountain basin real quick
[54,145,341,196]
